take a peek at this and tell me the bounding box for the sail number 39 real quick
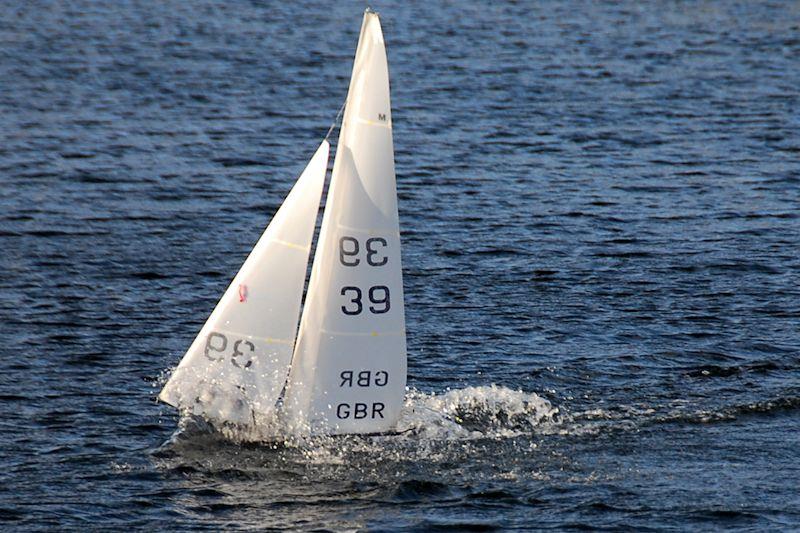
[339,236,391,316]
[339,236,387,267]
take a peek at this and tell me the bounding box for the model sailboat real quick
[159,10,406,436]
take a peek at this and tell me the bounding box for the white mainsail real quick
[160,141,330,426]
[284,11,407,435]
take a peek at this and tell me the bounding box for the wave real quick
[567,391,800,434]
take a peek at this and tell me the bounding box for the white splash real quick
[396,385,560,439]
[163,384,561,445]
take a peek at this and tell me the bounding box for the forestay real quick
[285,12,407,435]
[159,141,329,426]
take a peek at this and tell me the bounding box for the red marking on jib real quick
[238,284,248,302]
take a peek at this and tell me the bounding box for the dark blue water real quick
[2,0,799,529]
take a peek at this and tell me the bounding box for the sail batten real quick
[271,239,311,252]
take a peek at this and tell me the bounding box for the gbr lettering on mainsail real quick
[159,10,407,436]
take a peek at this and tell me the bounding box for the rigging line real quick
[324,99,347,141]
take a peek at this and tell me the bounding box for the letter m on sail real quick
[378,113,386,122]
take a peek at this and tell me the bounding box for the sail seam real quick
[272,238,310,252]
[259,337,295,346]
[214,329,295,346]
[319,328,404,337]
[336,223,400,236]
[356,117,392,129]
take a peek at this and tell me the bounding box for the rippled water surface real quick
[2,0,799,530]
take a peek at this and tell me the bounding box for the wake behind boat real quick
[160,9,407,437]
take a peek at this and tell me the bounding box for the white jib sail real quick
[285,11,407,435]
[160,141,330,426]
